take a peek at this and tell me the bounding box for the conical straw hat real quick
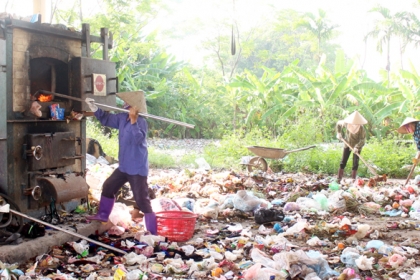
[397,117,420,134]
[116,91,147,114]
[343,111,367,125]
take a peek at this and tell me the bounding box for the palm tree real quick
[397,12,420,50]
[295,9,339,60]
[365,5,405,86]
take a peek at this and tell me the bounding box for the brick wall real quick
[12,28,82,112]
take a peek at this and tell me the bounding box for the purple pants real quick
[101,168,153,213]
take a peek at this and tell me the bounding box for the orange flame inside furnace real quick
[38,94,53,102]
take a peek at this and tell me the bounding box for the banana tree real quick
[229,67,298,136]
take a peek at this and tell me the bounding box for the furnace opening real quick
[30,58,69,102]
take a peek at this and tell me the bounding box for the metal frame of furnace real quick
[0,18,117,216]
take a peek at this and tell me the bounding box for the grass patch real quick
[148,147,177,168]
[87,120,416,178]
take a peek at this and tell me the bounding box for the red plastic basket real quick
[156,211,197,242]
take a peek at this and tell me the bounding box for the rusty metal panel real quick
[0,38,6,194]
[26,131,76,171]
[36,173,89,205]
[0,39,6,137]
[70,57,116,111]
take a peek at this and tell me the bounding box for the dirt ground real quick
[3,139,420,279]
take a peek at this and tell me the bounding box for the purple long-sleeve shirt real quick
[94,108,149,176]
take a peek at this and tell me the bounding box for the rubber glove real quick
[129,106,139,124]
[85,97,98,112]
[336,133,342,140]
[353,148,359,154]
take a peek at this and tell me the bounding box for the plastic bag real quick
[341,251,361,266]
[283,202,300,212]
[254,208,284,224]
[124,252,147,265]
[296,197,321,211]
[313,193,328,211]
[72,240,89,255]
[366,240,384,250]
[284,220,309,235]
[304,250,340,278]
[151,198,181,212]
[353,224,370,239]
[233,190,262,212]
[329,181,340,190]
[173,198,195,211]
[250,248,276,269]
[355,255,374,270]
[378,245,393,255]
[108,203,132,228]
[243,263,262,280]
[388,254,405,268]
[108,225,125,236]
[126,269,145,280]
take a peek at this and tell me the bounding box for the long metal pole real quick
[35,90,195,129]
[9,209,127,255]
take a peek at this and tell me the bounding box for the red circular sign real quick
[95,75,105,92]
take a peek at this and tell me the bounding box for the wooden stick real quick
[404,160,418,186]
[340,138,379,177]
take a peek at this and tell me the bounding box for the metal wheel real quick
[0,194,23,233]
[247,157,268,172]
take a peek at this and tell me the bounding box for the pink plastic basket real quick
[156,211,197,242]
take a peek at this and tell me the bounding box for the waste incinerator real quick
[0,17,117,218]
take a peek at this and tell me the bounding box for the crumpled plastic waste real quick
[340,247,360,267]
[283,202,300,212]
[124,252,147,265]
[71,240,89,255]
[254,207,284,224]
[151,197,181,212]
[388,253,405,268]
[355,255,374,270]
[108,202,133,228]
[108,225,125,236]
[233,190,264,212]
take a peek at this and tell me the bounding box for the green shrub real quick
[87,118,417,178]
[86,119,119,159]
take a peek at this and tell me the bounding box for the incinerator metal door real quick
[26,132,77,171]
[70,57,117,112]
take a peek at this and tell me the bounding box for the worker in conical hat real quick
[84,92,157,235]
[397,117,420,161]
[336,111,367,182]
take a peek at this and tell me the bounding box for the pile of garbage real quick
[2,160,420,279]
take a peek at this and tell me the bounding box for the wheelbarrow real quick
[245,145,316,172]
